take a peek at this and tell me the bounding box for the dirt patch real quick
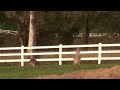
[35,65,120,79]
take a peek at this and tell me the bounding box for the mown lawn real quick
[0,64,119,79]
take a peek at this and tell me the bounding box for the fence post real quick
[59,44,62,65]
[21,45,24,67]
[8,30,10,34]
[98,43,102,64]
[89,33,91,37]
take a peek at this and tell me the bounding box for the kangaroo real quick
[29,58,37,67]
[73,48,81,65]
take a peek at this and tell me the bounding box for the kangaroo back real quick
[73,48,81,65]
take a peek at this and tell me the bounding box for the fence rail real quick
[76,33,120,37]
[0,29,17,35]
[0,43,120,66]
[0,29,119,37]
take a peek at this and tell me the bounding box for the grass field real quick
[0,64,119,79]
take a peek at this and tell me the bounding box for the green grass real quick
[0,64,119,79]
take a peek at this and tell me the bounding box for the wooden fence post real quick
[59,44,62,65]
[21,45,24,66]
[98,43,102,64]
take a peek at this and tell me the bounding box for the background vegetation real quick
[1,11,120,47]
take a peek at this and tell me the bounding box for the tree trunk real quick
[84,12,90,45]
[17,12,29,47]
[84,12,90,50]
[28,11,36,59]
[17,25,24,46]
[73,48,81,65]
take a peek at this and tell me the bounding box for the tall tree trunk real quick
[28,11,36,59]
[17,24,24,46]
[84,12,90,45]
[17,11,29,47]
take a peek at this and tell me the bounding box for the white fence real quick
[0,29,17,35]
[0,29,119,37]
[0,43,120,66]
[76,33,120,37]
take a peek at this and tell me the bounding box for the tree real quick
[2,11,120,47]
[43,11,82,45]
[0,11,30,46]
[28,11,36,59]
[82,11,106,44]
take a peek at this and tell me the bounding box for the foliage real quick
[41,11,83,45]
[1,11,120,46]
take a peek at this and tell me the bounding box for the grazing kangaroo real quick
[73,48,81,65]
[29,58,37,67]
